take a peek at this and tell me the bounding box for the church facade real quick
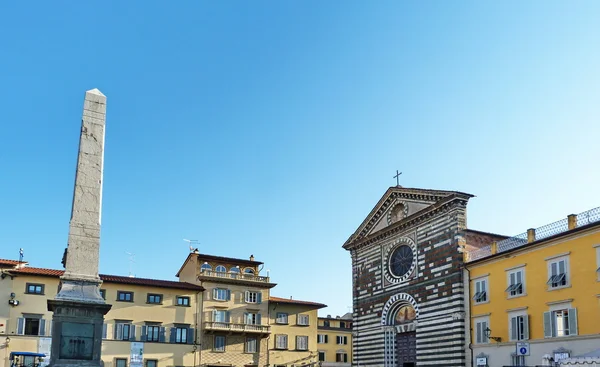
[343,187,473,367]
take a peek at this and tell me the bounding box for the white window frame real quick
[544,303,578,338]
[276,312,288,324]
[245,291,260,303]
[212,288,229,301]
[296,335,308,351]
[245,312,260,325]
[508,311,529,341]
[297,314,309,326]
[336,335,348,345]
[473,277,489,304]
[506,268,525,298]
[275,334,288,349]
[474,316,490,344]
[546,255,570,290]
[317,334,327,344]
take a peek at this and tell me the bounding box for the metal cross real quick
[393,170,402,186]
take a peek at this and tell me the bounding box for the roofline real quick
[195,253,264,266]
[175,253,194,278]
[463,228,510,239]
[466,220,600,266]
[269,297,327,309]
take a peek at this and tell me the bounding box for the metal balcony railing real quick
[198,269,270,282]
[203,321,270,333]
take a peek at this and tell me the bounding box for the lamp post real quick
[484,327,502,342]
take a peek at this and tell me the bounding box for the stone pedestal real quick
[47,300,111,367]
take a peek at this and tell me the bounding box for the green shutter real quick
[510,317,518,341]
[543,311,553,338]
[568,308,578,336]
[523,315,529,340]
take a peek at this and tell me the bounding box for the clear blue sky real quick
[1,1,599,316]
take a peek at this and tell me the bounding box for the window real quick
[145,360,157,367]
[17,317,46,336]
[324,320,330,327]
[212,288,231,301]
[544,308,578,337]
[174,327,189,344]
[276,313,288,324]
[176,296,190,306]
[511,354,526,366]
[116,359,127,367]
[506,269,525,297]
[146,325,161,342]
[114,322,132,340]
[336,335,348,345]
[215,265,227,274]
[245,337,257,353]
[336,352,348,363]
[340,321,347,328]
[214,335,226,352]
[318,352,326,362]
[509,314,529,341]
[296,336,308,351]
[245,291,261,303]
[201,263,212,272]
[213,310,230,323]
[275,334,288,349]
[117,291,134,302]
[100,289,106,300]
[245,312,261,325]
[297,314,309,326]
[547,257,569,289]
[25,283,44,295]
[244,268,255,274]
[147,294,162,304]
[230,267,240,278]
[317,334,328,344]
[474,317,489,344]
[473,278,488,303]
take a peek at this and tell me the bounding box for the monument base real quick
[56,277,106,304]
[47,299,112,367]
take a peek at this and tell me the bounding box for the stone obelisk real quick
[47,89,112,367]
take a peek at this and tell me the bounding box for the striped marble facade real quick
[344,187,472,367]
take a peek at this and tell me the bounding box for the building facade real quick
[316,314,352,367]
[0,262,203,367]
[465,207,600,367]
[343,187,474,367]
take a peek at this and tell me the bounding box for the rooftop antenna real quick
[183,239,200,253]
[19,248,24,263]
[125,251,136,277]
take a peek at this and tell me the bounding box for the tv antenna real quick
[125,251,136,277]
[184,239,200,253]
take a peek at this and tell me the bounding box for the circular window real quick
[389,245,414,278]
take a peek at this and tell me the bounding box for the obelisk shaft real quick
[56,88,107,303]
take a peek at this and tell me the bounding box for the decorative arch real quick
[381,293,419,326]
[383,237,417,284]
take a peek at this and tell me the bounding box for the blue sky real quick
[1,1,599,316]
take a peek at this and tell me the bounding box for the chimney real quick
[290,296,293,300]
[568,214,577,230]
[250,254,255,261]
[327,315,331,318]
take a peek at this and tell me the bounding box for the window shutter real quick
[296,336,300,349]
[38,319,46,336]
[345,336,348,344]
[129,325,136,341]
[325,335,328,343]
[17,318,24,335]
[244,313,249,324]
[140,326,147,342]
[226,311,231,323]
[187,328,194,344]
[475,281,481,294]
[344,354,348,363]
[116,323,124,340]
[212,289,217,299]
[568,308,578,336]
[226,289,231,301]
[475,322,481,344]
[212,310,217,322]
[510,317,517,341]
[102,324,107,339]
[257,314,262,325]
[244,291,249,303]
[169,328,177,343]
[257,292,262,304]
[159,327,166,343]
[543,311,553,338]
[483,321,489,343]
[523,315,529,340]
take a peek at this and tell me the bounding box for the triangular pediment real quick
[343,186,474,248]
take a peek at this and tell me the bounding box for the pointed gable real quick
[343,186,474,249]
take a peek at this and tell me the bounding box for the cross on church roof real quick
[393,170,402,186]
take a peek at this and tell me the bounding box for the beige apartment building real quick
[1,253,326,367]
[316,314,352,367]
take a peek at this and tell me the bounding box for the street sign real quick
[516,342,530,356]
[476,357,487,366]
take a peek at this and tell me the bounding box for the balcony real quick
[197,269,276,288]
[204,321,270,334]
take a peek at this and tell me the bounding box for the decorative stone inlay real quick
[383,237,417,284]
[387,199,409,225]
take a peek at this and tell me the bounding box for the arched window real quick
[201,263,212,272]
[230,267,240,278]
[215,265,226,273]
[244,268,255,274]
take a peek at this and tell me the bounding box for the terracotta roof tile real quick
[6,266,203,291]
[269,296,327,308]
[0,259,25,266]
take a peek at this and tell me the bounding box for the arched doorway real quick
[382,294,419,367]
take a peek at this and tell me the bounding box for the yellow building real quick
[268,296,326,367]
[0,261,203,367]
[316,314,352,367]
[465,208,600,366]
